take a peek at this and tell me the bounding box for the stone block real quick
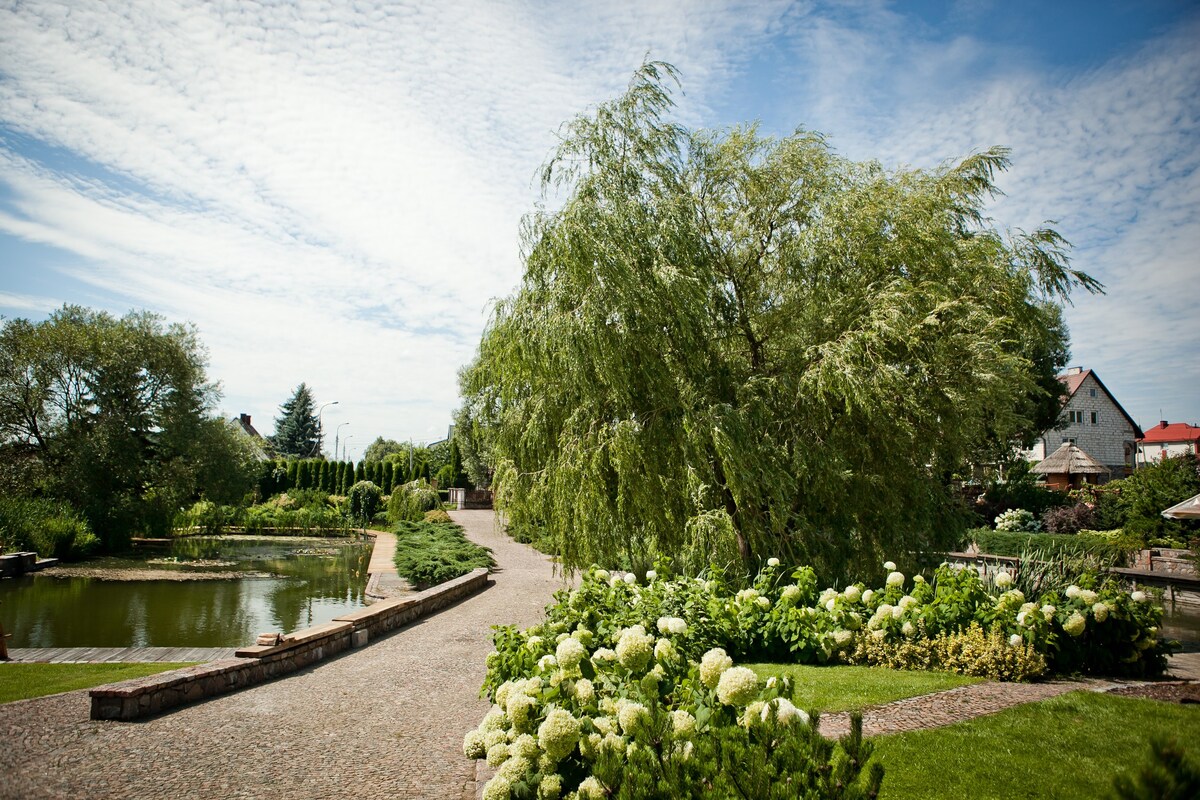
[352,629,368,648]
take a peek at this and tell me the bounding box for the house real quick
[1137,420,1200,465]
[234,413,262,439]
[1022,367,1142,479]
[1031,442,1110,490]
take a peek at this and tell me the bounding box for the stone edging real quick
[89,567,491,721]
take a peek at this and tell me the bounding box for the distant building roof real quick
[1139,420,1200,445]
[1032,441,1111,475]
[1059,367,1143,438]
[235,413,262,438]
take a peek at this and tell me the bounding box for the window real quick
[1090,388,1096,398]
[1063,437,1076,445]
[1091,411,1098,425]
[1068,410,1084,424]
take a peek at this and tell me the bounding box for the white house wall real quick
[1025,373,1137,474]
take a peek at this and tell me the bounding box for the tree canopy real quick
[270,383,323,457]
[458,62,1101,580]
[0,305,258,546]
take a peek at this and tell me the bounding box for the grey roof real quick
[1031,442,1111,475]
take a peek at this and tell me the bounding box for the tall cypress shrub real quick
[382,461,394,494]
[356,461,366,483]
[285,459,298,492]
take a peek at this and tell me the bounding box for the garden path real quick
[0,509,573,800]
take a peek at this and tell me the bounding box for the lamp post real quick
[342,435,354,462]
[334,422,350,462]
[308,401,338,457]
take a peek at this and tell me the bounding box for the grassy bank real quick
[0,662,197,703]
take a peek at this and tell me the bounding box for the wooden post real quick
[0,602,9,661]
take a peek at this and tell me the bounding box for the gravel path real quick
[0,510,571,800]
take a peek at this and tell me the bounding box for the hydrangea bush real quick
[994,508,1042,532]
[469,619,884,799]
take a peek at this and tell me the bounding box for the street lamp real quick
[308,401,339,456]
[342,435,354,462]
[334,422,350,461]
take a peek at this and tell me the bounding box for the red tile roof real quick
[1139,421,1200,444]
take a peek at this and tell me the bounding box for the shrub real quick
[387,480,440,523]
[1042,502,1097,534]
[847,621,1046,681]
[468,626,883,800]
[424,508,452,524]
[994,509,1041,532]
[347,481,383,525]
[391,520,493,588]
[0,496,98,560]
[971,529,1131,562]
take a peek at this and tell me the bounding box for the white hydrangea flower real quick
[615,625,654,672]
[886,571,905,587]
[481,774,512,800]
[891,605,904,620]
[1131,590,1148,603]
[741,700,766,728]
[464,729,488,759]
[994,571,1013,588]
[1041,604,1056,621]
[843,585,862,603]
[656,616,688,636]
[671,709,696,735]
[577,776,606,800]
[833,629,854,649]
[594,568,610,581]
[525,635,543,651]
[870,628,886,640]
[782,585,801,602]
[486,742,511,767]
[845,612,862,631]
[1009,634,1024,647]
[537,654,557,672]
[757,596,771,610]
[1016,611,1029,626]
[1065,585,1081,599]
[762,697,809,726]
[913,574,926,584]
[481,705,507,731]
[1020,602,1038,614]
[507,692,538,732]
[511,733,540,761]
[898,595,917,610]
[819,588,838,604]
[716,666,760,706]
[700,648,734,688]
[1079,589,1099,605]
[592,716,615,736]
[767,557,781,567]
[556,637,586,669]
[825,598,837,612]
[862,589,875,604]
[1092,602,1110,623]
[537,773,562,800]
[1063,611,1087,636]
[537,708,581,761]
[736,588,760,602]
[573,677,595,703]
[654,638,676,662]
[617,701,650,735]
[901,621,915,638]
[645,570,657,581]
[591,647,616,664]
[884,561,897,571]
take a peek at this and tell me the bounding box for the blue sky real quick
[1,1,1197,459]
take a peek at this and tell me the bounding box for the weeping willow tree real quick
[460,62,1100,580]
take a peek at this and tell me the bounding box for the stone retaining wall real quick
[1131,548,1196,577]
[90,567,490,721]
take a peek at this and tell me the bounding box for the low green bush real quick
[387,480,440,523]
[0,496,98,560]
[970,528,1133,561]
[391,520,494,588]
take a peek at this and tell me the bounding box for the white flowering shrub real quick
[468,624,884,799]
[994,508,1042,532]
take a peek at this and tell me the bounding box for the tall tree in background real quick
[270,383,322,457]
[0,305,256,546]
[460,63,1102,580]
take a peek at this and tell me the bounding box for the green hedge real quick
[0,496,99,560]
[391,520,494,589]
[968,528,1133,562]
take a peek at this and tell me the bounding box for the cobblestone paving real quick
[0,510,572,800]
[818,677,1115,738]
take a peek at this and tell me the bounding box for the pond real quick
[0,535,373,649]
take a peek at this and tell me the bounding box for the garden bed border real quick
[89,566,490,721]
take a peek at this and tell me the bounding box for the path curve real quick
[0,510,571,800]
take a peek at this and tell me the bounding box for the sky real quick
[1,0,1197,461]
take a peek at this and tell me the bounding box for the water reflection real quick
[0,536,373,648]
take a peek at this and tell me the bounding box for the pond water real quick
[0,536,373,648]
[1162,602,1200,647]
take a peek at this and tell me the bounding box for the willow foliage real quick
[461,62,1100,580]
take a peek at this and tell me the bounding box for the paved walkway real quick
[363,528,411,599]
[0,510,571,800]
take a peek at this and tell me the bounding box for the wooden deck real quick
[3,646,238,664]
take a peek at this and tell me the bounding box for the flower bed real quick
[465,559,1172,798]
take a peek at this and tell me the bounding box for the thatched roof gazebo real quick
[1032,442,1110,490]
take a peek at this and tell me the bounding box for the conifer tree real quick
[382,461,394,494]
[285,460,298,492]
[355,461,366,483]
[270,383,323,457]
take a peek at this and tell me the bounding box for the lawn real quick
[748,663,982,712]
[873,690,1200,799]
[0,662,196,703]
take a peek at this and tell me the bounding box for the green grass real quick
[0,662,197,703]
[392,520,495,588]
[748,663,982,712]
[873,691,1200,799]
